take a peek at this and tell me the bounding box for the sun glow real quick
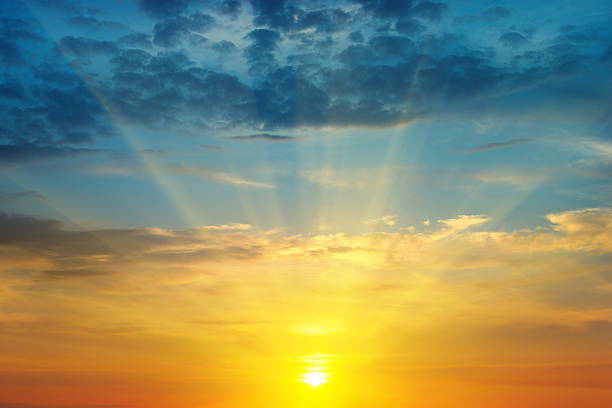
[301,371,328,387]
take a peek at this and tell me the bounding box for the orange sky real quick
[1,209,612,407]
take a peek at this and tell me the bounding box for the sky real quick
[1,0,612,407]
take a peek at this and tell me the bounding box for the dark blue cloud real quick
[483,6,512,21]
[0,190,47,201]
[139,0,190,19]
[352,0,446,21]
[297,9,350,33]
[0,17,46,65]
[66,15,127,31]
[601,42,612,62]
[348,31,364,43]
[0,143,102,165]
[455,6,512,24]
[353,0,414,18]
[34,0,80,15]
[0,39,23,65]
[59,36,120,57]
[0,79,24,99]
[499,32,529,48]
[117,32,152,48]
[153,13,215,47]
[395,18,425,35]
[368,35,414,59]
[218,0,242,17]
[251,0,298,30]
[0,0,610,166]
[411,1,447,21]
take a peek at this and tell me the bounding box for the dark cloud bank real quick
[0,0,610,164]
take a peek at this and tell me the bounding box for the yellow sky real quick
[1,208,612,407]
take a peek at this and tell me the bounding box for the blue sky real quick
[1,0,611,233]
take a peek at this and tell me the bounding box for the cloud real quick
[547,208,612,236]
[2,207,612,290]
[230,133,294,142]
[1,0,610,164]
[0,190,47,201]
[455,6,512,24]
[86,158,273,188]
[34,0,81,14]
[117,32,152,48]
[0,143,103,166]
[499,32,529,48]
[434,214,490,238]
[66,15,127,32]
[59,36,120,57]
[36,268,109,281]
[410,1,447,21]
[301,168,353,189]
[352,0,414,18]
[218,0,241,18]
[152,13,215,47]
[601,42,612,62]
[168,164,274,188]
[464,138,533,153]
[0,79,24,99]
[471,168,549,189]
[199,223,252,232]
[139,0,190,19]
[363,215,398,227]
[199,144,227,151]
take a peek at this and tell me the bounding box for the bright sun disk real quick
[301,371,328,387]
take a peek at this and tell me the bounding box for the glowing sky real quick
[1,0,612,407]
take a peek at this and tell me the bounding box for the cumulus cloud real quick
[3,207,611,279]
[152,13,215,47]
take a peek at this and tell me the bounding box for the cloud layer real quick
[1,0,610,164]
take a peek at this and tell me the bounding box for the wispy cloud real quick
[471,168,549,189]
[199,145,227,151]
[87,160,274,189]
[0,190,47,201]
[169,164,274,189]
[363,215,398,227]
[302,168,352,189]
[230,133,295,142]
[463,138,533,153]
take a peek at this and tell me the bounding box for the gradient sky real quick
[1,0,612,407]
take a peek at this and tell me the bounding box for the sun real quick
[301,371,328,387]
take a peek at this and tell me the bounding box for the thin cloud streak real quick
[464,138,533,153]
